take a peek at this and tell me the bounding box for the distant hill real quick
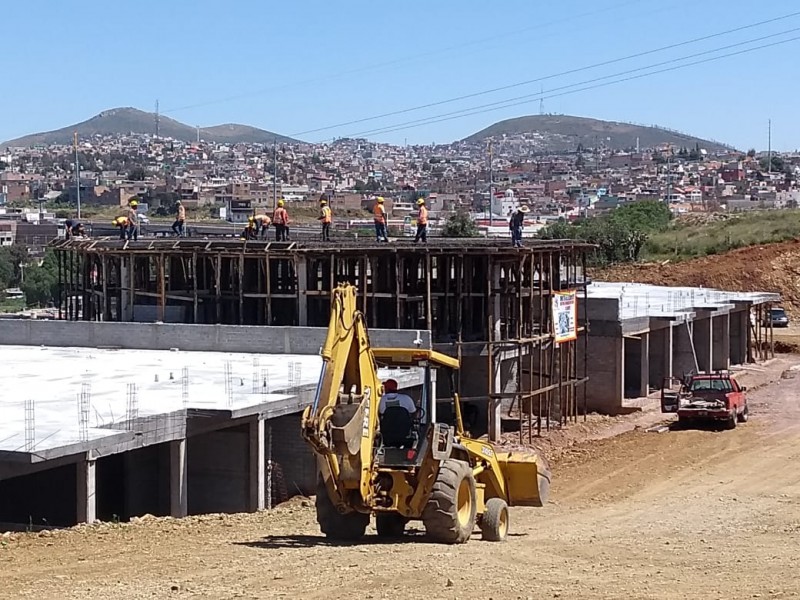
[1,107,300,147]
[463,114,733,152]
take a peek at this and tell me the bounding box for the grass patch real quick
[643,210,800,261]
[0,297,25,313]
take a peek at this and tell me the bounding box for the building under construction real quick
[51,237,592,441]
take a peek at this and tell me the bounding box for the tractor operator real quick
[378,379,418,417]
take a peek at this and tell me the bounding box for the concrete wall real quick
[268,414,316,498]
[0,320,432,354]
[580,335,623,414]
[623,338,642,398]
[712,313,731,371]
[649,327,672,387]
[692,317,713,373]
[0,464,77,527]
[673,322,697,378]
[730,309,748,365]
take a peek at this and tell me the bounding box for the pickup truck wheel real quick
[737,405,749,423]
[726,408,738,430]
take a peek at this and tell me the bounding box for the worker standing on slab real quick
[127,199,140,241]
[253,213,272,239]
[414,197,428,243]
[273,199,290,241]
[318,197,332,241]
[171,200,186,237]
[509,204,529,248]
[373,196,388,242]
[112,216,129,240]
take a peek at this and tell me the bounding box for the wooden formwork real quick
[52,237,592,440]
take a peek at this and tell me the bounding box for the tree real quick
[20,250,59,307]
[441,211,479,238]
[0,246,29,289]
[127,166,146,181]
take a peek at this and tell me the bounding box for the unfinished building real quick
[51,237,592,440]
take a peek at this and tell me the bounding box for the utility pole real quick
[74,132,81,220]
[767,119,772,174]
[155,99,160,139]
[488,141,494,227]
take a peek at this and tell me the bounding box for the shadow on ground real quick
[236,530,527,549]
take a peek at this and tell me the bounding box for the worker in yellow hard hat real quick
[112,216,130,240]
[414,197,428,244]
[126,199,140,241]
[239,220,257,241]
[318,198,332,241]
[273,199,289,241]
[373,196,388,242]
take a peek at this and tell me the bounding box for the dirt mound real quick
[596,240,800,315]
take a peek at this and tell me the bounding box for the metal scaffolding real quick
[52,237,592,441]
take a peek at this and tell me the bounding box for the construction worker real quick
[318,198,332,241]
[171,200,186,237]
[373,196,388,242]
[379,379,418,417]
[253,213,272,239]
[414,197,428,243]
[273,199,289,241]
[239,220,258,240]
[112,216,130,240]
[509,204,529,248]
[127,199,140,241]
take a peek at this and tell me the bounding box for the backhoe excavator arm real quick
[300,284,383,511]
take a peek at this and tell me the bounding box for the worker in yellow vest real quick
[318,198,332,241]
[373,197,388,242]
[414,197,428,243]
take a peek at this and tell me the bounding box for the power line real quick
[294,10,800,138]
[161,0,649,115]
[341,32,800,140]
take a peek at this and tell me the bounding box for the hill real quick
[463,114,732,152]
[1,107,300,147]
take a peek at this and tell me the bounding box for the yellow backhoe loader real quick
[301,284,551,543]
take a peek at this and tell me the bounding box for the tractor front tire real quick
[422,459,477,544]
[315,479,369,541]
[480,497,510,542]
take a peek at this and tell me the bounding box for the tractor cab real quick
[371,348,460,469]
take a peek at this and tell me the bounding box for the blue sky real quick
[2,0,799,150]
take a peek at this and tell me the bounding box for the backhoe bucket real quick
[495,449,551,507]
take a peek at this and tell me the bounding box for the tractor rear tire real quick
[315,479,369,541]
[422,459,477,544]
[376,513,406,538]
[480,497,510,542]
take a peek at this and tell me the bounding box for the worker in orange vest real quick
[414,197,428,243]
[373,196,388,242]
[273,199,289,241]
[318,198,332,241]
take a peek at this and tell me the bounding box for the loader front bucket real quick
[495,449,551,507]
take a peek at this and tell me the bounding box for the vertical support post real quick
[425,253,433,333]
[265,255,272,326]
[101,255,108,321]
[129,254,135,321]
[192,252,199,324]
[640,331,650,398]
[76,455,96,524]
[238,252,245,325]
[57,250,63,320]
[170,439,188,518]
[158,253,166,322]
[297,256,308,326]
[488,257,503,442]
[249,417,266,512]
[215,254,222,324]
[395,254,402,329]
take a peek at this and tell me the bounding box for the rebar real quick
[24,398,35,452]
[126,383,138,430]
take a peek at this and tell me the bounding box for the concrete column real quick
[663,326,673,382]
[673,321,697,378]
[712,313,731,371]
[730,309,749,365]
[119,256,134,321]
[76,457,96,524]
[249,418,266,512]
[693,317,712,372]
[170,439,188,518]
[639,332,650,397]
[296,258,308,327]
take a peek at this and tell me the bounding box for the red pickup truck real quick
[661,372,749,429]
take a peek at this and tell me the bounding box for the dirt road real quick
[3,368,800,599]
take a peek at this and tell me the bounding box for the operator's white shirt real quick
[379,392,416,415]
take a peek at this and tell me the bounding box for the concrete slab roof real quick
[588,281,780,322]
[0,345,418,460]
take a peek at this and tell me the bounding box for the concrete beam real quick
[76,456,96,524]
[0,320,432,355]
[249,418,265,512]
[170,439,188,518]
